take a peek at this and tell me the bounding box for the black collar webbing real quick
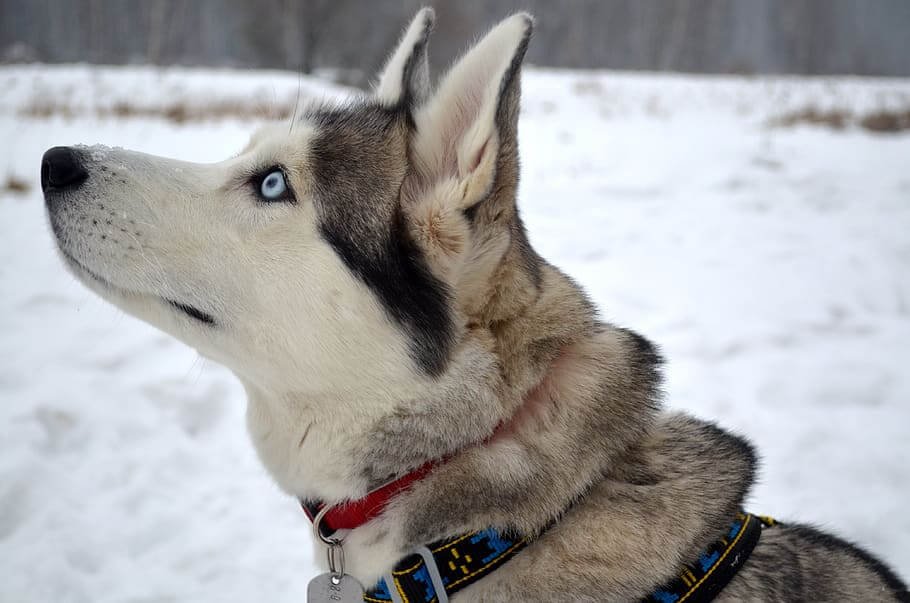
[365,528,529,602]
[351,510,775,602]
[642,511,779,603]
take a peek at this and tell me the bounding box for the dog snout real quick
[41,146,89,194]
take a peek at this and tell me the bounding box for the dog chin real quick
[59,246,122,292]
[60,249,153,316]
[58,247,217,327]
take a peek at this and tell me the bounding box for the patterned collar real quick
[363,511,777,603]
[643,512,778,603]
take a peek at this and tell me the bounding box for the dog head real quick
[43,10,536,410]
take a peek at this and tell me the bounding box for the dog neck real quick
[298,361,571,534]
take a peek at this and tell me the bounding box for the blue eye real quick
[260,170,287,200]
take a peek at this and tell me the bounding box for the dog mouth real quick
[59,248,217,326]
[166,300,217,325]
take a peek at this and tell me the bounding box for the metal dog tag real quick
[307,572,364,603]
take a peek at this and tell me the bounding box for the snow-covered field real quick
[1,65,908,601]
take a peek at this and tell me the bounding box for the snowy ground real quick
[1,65,908,601]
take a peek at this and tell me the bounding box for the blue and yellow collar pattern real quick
[365,528,528,603]
[644,512,778,603]
[362,511,776,603]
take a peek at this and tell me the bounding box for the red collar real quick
[301,459,439,533]
[300,384,537,533]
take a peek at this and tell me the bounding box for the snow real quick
[1,65,908,601]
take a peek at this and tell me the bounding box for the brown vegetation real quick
[3,174,30,195]
[21,99,295,124]
[771,107,910,133]
[859,110,910,133]
[771,107,851,130]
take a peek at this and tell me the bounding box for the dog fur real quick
[43,8,908,601]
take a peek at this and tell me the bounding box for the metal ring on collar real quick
[312,504,343,547]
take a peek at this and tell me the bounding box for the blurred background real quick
[3,0,910,82]
[1,2,908,602]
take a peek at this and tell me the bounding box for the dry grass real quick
[859,109,910,133]
[3,174,31,195]
[21,98,295,123]
[771,107,910,133]
[772,107,851,130]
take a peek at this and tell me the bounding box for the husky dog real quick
[42,8,907,602]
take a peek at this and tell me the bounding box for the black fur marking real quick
[786,524,910,600]
[462,203,481,223]
[307,102,454,377]
[167,300,216,325]
[621,328,664,368]
[320,211,453,377]
[618,328,666,406]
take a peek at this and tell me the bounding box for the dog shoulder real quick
[722,523,909,602]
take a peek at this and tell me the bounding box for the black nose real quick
[41,146,88,193]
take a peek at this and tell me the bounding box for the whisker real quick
[289,73,303,134]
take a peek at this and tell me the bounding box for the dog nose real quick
[41,146,88,193]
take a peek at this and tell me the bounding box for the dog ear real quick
[411,13,533,212]
[374,7,435,108]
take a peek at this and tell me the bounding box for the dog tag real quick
[307,572,364,603]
